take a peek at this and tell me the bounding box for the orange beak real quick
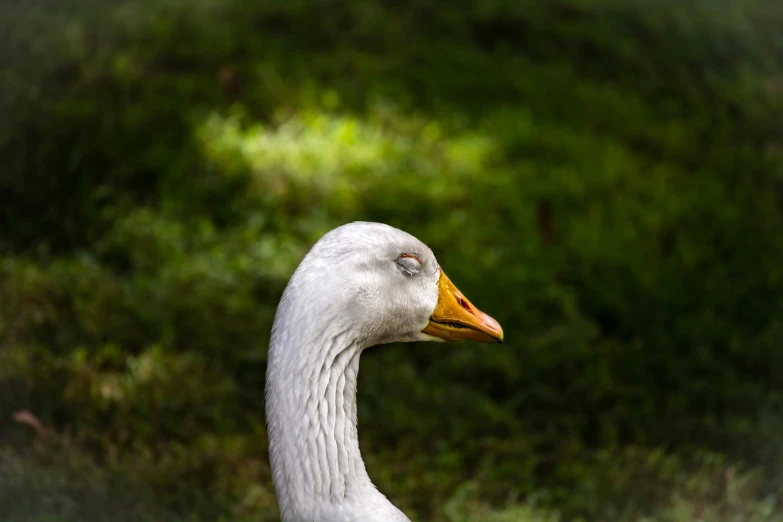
[421,269,504,344]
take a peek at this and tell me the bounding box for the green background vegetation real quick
[1,0,783,520]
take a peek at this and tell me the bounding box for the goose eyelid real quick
[396,253,421,276]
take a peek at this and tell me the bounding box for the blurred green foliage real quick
[1,0,783,520]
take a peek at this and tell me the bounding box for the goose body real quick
[265,222,503,522]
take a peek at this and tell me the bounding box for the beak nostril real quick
[457,296,472,313]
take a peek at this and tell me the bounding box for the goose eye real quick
[396,254,421,277]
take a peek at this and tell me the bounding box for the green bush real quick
[1,0,783,520]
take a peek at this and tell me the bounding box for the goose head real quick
[279,221,503,349]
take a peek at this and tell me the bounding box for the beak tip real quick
[485,316,504,344]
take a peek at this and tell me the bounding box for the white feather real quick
[266,222,442,522]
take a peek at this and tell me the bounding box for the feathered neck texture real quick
[265,272,411,522]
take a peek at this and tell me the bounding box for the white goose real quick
[265,222,503,522]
